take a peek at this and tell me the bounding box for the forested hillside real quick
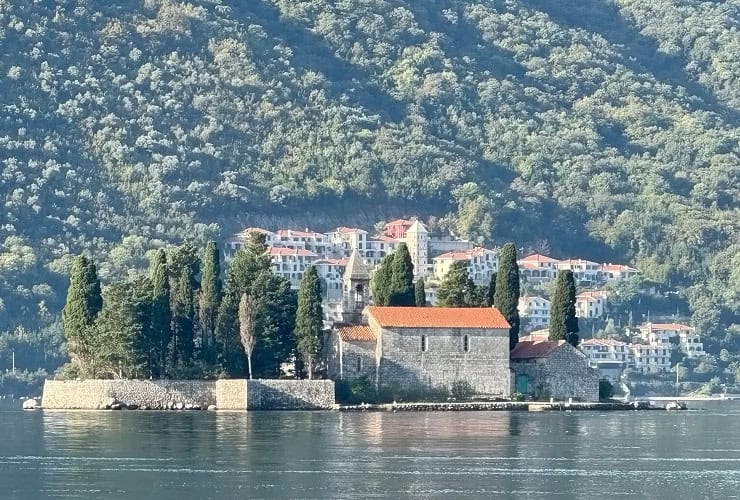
[0,0,738,342]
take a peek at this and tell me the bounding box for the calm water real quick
[1,401,739,499]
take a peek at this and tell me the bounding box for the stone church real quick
[326,250,511,396]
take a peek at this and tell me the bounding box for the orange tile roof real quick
[334,226,368,234]
[366,306,510,329]
[581,338,627,346]
[510,340,563,359]
[519,253,558,263]
[268,247,318,257]
[336,325,376,342]
[386,218,413,226]
[434,246,493,260]
[648,323,692,331]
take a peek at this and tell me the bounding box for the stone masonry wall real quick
[42,380,216,409]
[339,340,377,383]
[245,380,335,410]
[377,325,510,396]
[42,379,335,410]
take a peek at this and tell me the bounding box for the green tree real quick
[437,261,471,307]
[549,270,579,347]
[487,272,497,307]
[61,256,103,374]
[415,278,427,307]
[198,241,222,364]
[171,271,195,368]
[294,266,324,379]
[149,249,171,377]
[388,243,415,306]
[238,293,256,379]
[494,243,520,350]
[371,254,394,306]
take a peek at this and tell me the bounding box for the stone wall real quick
[511,344,599,402]
[42,380,216,409]
[42,379,335,410]
[245,380,335,410]
[375,323,510,396]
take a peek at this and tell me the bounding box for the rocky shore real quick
[338,401,671,412]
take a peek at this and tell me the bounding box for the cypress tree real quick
[172,271,195,368]
[371,254,393,306]
[294,266,324,379]
[550,270,579,347]
[494,243,520,350]
[465,276,488,307]
[388,243,415,306]
[62,256,103,374]
[149,249,171,377]
[486,272,497,307]
[238,292,256,379]
[198,241,222,364]
[436,260,470,307]
[415,278,427,307]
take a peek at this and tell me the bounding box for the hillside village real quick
[225,218,705,391]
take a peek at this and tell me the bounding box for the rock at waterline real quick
[207,405,217,411]
[100,397,127,410]
[22,398,40,410]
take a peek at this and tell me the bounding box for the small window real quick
[356,357,362,372]
[463,335,470,352]
[421,335,428,352]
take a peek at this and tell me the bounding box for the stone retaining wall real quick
[42,379,335,410]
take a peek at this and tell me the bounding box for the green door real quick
[515,374,529,394]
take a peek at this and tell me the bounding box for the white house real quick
[576,290,609,319]
[518,295,551,330]
[599,264,640,281]
[557,258,601,283]
[432,247,497,285]
[268,247,319,288]
[517,253,558,283]
[639,323,705,358]
[630,343,671,374]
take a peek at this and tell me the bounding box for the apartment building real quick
[518,295,551,330]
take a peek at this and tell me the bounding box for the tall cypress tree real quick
[494,243,520,350]
[550,270,579,347]
[149,249,171,377]
[172,271,195,368]
[294,266,324,379]
[486,272,497,307]
[415,278,427,307]
[371,254,394,306]
[62,256,103,374]
[198,241,222,364]
[388,243,415,306]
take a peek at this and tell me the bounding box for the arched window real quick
[463,335,470,352]
[356,356,362,372]
[354,284,364,309]
[421,335,428,352]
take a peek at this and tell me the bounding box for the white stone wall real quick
[245,380,335,409]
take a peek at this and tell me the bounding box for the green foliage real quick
[436,261,470,307]
[415,278,427,307]
[494,244,520,349]
[0,0,738,355]
[371,254,394,306]
[0,369,48,397]
[61,256,102,373]
[171,271,196,368]
[450,380,474,400]
[294,266,324,379]
[599,379,614,401]
[149,249,171,377]
[486,272,496,307]
[388,243,415,306]
[0,322,66,374]
[198,241,222,364]
[549,270,579,346]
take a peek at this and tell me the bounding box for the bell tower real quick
[342,249,370,324]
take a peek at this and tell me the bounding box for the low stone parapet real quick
[41,379,335,410]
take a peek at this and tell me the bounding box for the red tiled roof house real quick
[326,306,512,396]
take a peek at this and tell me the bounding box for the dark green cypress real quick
[61,256,103,374]
[371,254,394,306]
[294,266,324,379]
[494,243,520,350]
[415,278,427,307]
[487,272,497,307]
[388,243,415,306]
[198,241,222,364]
[436,260,470,307]
[149,249,171,377]
[550,270,579,346]
[172,271,195,367]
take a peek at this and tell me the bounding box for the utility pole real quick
[12,351,15,375]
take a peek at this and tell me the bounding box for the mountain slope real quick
[0,0,738,338]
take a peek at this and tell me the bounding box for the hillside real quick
[0,0,738,340]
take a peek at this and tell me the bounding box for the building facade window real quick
[463,335,470,352]
[356,356,362,372]
[421,335,428,352]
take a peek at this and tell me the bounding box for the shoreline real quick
[338,401,670,412]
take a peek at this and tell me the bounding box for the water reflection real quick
[0,407,733,498]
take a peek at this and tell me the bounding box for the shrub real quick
[510,392,525,402]
[599,379,614,400]
[450,380,474,400]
